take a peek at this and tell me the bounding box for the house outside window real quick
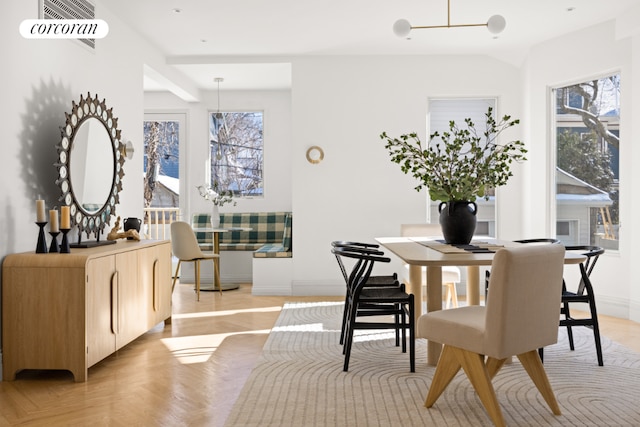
[143,118,181,208]
[553,73,620,250]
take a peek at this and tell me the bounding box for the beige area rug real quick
[225,302,640,426]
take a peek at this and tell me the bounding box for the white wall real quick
[290,55,523,295]
[524,18,639,320]
[1,1,150,256]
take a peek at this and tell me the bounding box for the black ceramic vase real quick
[438,201,478,245]
[124,217,142,240]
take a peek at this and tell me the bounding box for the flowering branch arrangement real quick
[380,107,527,202]
[196,181,237,207]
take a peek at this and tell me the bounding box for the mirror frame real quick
[55,92,125,240]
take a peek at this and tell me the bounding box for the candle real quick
[61,206,70,229]
[49,209,59,232]
[36,199,46,223]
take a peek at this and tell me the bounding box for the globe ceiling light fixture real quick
[214,77,224,122]
[393,0,506,38]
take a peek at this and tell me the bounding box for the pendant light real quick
[213,77,225,160]
[393,0,506,38]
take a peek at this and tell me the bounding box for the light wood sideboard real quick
[2,240,172,382]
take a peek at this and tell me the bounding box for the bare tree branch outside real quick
[143,120,180,208]
[210,112,264,197]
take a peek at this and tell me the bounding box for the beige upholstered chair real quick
[418,244,566,427]
[400,224,460,308]
[170,221,221,301]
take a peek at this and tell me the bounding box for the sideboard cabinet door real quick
[2,262,86,381]
[114,251,147,349]
[86,255,117,367]
[139,243,172,328]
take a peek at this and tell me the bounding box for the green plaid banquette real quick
[191,212,292,258]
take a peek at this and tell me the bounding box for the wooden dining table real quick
[375,236,586,365]
[192,226,252,291]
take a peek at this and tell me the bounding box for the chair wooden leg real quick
[517,350,561,415]
[171,260,182,293]
[425,345,462,408]
[450,283,459,308]
[453,347,506,427]
[485,356,507,380]
[195,260,201,301]
[444,284,452,309]
[443,283,459,309]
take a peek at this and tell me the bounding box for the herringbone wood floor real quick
[0,281,638,426]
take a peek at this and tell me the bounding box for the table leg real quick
[408,265,423,320]
[213,258,221,294]
[214,232,221,291]
[426,266,443,365]
[467,266,480,305]
[409,264,429,361]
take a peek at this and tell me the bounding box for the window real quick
[143,113,184,209]
[427,98,497,235]
[209,111,264,197]
[553,74,620,249]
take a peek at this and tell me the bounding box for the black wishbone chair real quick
[558,245,605,366]
[331,241,399,286]
[521,244,605,365]
[331,241,401,346]
[332,247,415,372]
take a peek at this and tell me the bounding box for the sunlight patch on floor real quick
[272,323,331,332]
[282,301,344,309]
[171,305,282,320]
[161,329,271,364]
[352,330,397,343]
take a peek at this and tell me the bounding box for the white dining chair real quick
[419,244,566,426]
[170,221,221,300]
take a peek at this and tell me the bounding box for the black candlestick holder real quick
[36,222,48,253]
[60,228,71,253]
[49,231,60,253]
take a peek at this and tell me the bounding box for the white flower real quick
[196,183,236,207]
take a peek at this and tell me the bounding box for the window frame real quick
[143,111,188,212]
[549,72,620,250]
[208,110,265,198]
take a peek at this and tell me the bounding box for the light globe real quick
[487,15,506,34]
[393,19,412,38]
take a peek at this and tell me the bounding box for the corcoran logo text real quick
[20,19,109,39]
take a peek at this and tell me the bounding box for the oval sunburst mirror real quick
[55,92,125,245]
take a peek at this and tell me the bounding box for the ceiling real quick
[102,0,639,92]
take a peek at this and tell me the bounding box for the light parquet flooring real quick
[0,281,638,426]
